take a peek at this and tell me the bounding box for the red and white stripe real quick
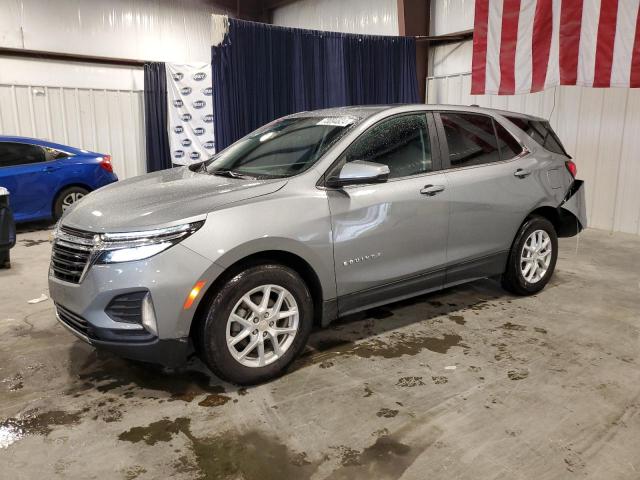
[471,0,640,94]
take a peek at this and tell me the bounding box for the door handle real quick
[43,165,60,173]
[514,168,531,178]
[420,184,445,196]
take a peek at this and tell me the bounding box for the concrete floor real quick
[0,226,639,480]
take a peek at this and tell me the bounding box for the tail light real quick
[100,155,113,173]
[565,160,577,178]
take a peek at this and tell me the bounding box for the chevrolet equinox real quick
[49,105,586,385]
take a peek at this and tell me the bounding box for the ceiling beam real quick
[0,46,146,67]
[415,29,474,44]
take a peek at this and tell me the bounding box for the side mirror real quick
[326,160,390,188]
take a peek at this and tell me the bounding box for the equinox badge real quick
[343,252,382,267]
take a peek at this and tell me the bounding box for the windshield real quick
[203,116,355,178]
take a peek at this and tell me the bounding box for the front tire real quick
[502,216,558,296]
[196,264,313,385]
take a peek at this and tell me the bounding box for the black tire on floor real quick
[53,186,89,220]
[196,264,313,385]
[501,215,558,296]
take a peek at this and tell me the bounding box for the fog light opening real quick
[141,292,158,336]
[184,281,206,310]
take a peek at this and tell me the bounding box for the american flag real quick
[471,0,640,94]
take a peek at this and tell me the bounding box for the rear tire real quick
[53,186,89,220]
[501,216,558,296]
[196,264,313,385]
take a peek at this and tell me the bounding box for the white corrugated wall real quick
[272,0,399,35]
[428,0,640,235]
[0,0,227,179]
[0,83,146,180]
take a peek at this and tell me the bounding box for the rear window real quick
[505,116,569,157]
[440,113,523,168]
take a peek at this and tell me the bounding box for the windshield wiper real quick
[212,168,254,179]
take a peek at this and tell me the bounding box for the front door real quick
[326,112,450,315]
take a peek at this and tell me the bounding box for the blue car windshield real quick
[204,117,355,179]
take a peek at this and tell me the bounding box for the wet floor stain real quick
[301,331,468,367]
[120,418,317,479]
[493,342,515,362]
[123,465,147,480]
[20,238,50,247]
[332,445,361,466]
[326,435,418,480]
[376,408,399,418]
[508,369,529,381]
[70,357,228,404]
[500,322,527,331]
[432,376,448,385]
[198,391,231,407]
[185,430,316,480]
[3,372,24,391]
[448,315,466,325]
[396,376,425,387]
[0,410,82,448]
[119,417,190,445]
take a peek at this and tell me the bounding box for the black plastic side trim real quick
[320,298,339,327]
[444,251,509,287]
[337,268,446,317]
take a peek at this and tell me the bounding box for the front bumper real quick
[55,308,190,366]
[49,243,222,367]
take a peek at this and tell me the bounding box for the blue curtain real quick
[143,62,172,172]
[212,19,419,150]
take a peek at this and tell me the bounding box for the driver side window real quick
[339,114,432,179]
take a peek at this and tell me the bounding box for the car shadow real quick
[64,277,511,400]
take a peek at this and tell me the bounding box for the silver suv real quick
[49,105,586,385]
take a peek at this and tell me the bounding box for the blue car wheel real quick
[53,186,89,220]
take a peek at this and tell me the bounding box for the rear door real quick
[0,142,53,221]
[327,112,450,313]
[435,112,542,285]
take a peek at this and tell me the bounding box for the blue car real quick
[0,136,118,223]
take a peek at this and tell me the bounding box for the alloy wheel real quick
[226,284,299,368]
[520,229,552,283]
[61,192,85,211]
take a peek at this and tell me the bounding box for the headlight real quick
[96,221,204,264]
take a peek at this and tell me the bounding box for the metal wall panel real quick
[430,0,475,36]
[427,73,640,235]
[272,0,399,35]
[0,83,145,179]
[0,0,228,62]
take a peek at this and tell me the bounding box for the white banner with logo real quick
[166,63,215,165]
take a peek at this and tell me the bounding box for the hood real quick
[61,167,287,232]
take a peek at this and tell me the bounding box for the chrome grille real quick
[55,303,89,336]
[51,225,95,284]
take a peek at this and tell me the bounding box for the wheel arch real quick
[188,249,330,341]
[526,205,580,238]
